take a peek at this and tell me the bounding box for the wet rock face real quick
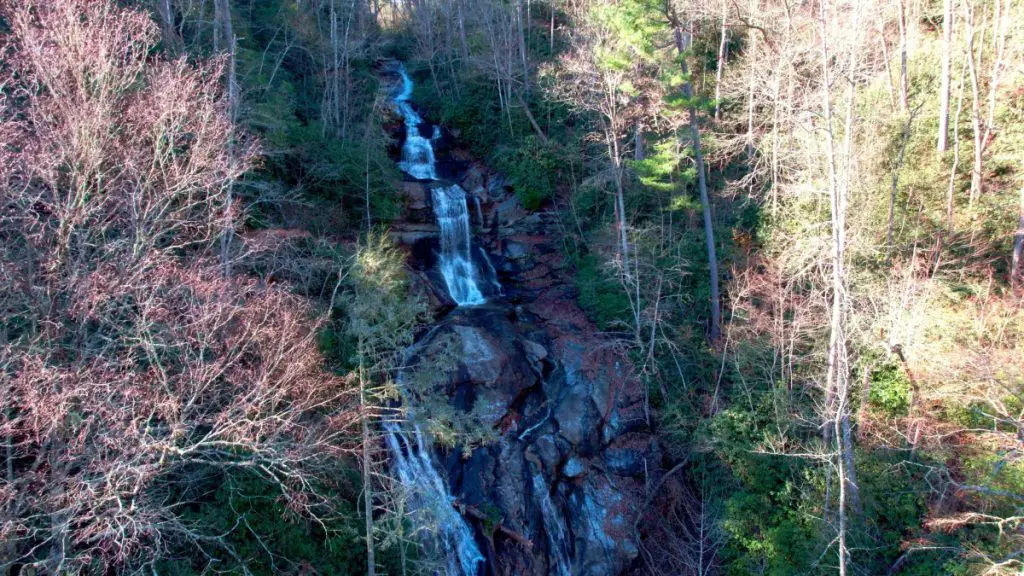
[387,82,655,576]
[400,287,654,576]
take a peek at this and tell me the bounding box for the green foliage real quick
[573,253,632,329]
[343,233,426,377]
[868,363,912,416]
[494,135,561,210]
[158,470,370,575]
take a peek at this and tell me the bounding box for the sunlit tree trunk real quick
[965,2,984,203]
[946,56,966,231]
[938,0,953,151]
[897,0,909,113]
[818,0,850,570]
[713,0,728,121]
[1013,170,1024,289]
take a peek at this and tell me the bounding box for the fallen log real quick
[454,499,534,550]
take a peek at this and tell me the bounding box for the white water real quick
[384,65,487,576]
[532,473,573,576]
[392,65,487,306]
[384,418,484,575]
[432,185,486,305]
[394,67,438,180]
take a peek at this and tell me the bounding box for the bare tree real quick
[0,2,361,571]
[817,0,854,570]
[713,0,728,121]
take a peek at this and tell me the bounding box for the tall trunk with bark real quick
[713,1,728,121]
[1013,170,1024,289]
[516,0,530,95]
[358,339,377,576]
[818,0,849,571]
[946,56,966,230]
[214,0,236,278]
[965,4,984,202]
[154,0,181,54]
[673,20,721,342]
[897,0,909,113]
[746,0,758,160]
[938,0,953,151]
[838,0,862,516]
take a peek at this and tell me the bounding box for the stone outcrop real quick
[388,78,657,576]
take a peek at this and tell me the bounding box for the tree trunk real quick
[1012,169,1024,289]
[359,344,377,576]
[946,53,966,231]
[938,0,953,151]
[516,0,529,95]
[897,0,909,113]
[514,89,549,144]
[818,0,849,569]
[746,0,758,160]
[550,1,555,54]
[714,1,728,121]
[981,0,1008,161]
[878,19,898,111]
[329,0,341,136]
[154,0,181,54]
[214,0,236,278]
[673,23,721,342]
[838,0,861,518]
[888,111,915,261]
[965,4,984,203]
[634,121,645,161]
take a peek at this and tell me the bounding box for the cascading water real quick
[394,66,438,180]
[532,473,573,576]
[383,416,484,575]
[432,184,486,305]
[392,64,487,306]
[383,65,487,576]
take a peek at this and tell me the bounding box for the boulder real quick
[408,269,455,319]
[502,239,531,261]
[389,223,439,245]
[493,195,526,226]
[562,457,588,479]
[402,181,429,210]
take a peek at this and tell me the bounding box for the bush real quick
[868,363,912,416]
[574,253,632,329]
[494,135,561,210]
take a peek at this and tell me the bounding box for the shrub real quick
[868,363,912,417]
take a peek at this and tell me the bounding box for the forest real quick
[0,0,1021,574]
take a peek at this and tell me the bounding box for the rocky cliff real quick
[385,66,657,576]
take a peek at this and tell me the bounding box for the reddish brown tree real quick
[0,1,359,571]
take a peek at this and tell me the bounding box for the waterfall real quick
[432,184,486,305]
[392,65,487,306]
[383,417,484,575]
[394,66,438,180]
[382,65,488,576]
[532,473,573,576]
